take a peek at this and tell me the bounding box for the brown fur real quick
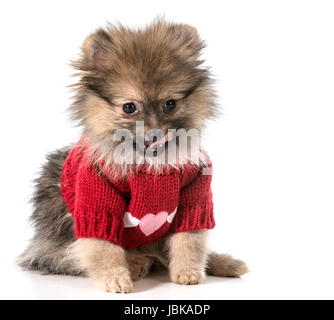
[207,253,249,277]
[18,19,248,293]
[167,230,208,285]
[75,238,133,293]
[70,19,218,170]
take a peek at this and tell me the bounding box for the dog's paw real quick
[129,256,152,281]
[171,269,204,285]
[94,272,133,293]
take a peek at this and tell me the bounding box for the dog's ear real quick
[81,29,113,69]
[175,24,205,63]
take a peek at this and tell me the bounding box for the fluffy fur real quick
[18,19,248,293]
[70,20,217,173]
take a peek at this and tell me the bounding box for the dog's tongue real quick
[147,132,174,150]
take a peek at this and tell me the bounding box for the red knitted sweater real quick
[61,142,215,249]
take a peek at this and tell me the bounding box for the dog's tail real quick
[206,252,249,277]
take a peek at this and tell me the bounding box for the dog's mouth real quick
[133,132,174,156]
[146,132,174,151]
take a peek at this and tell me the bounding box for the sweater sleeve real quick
[172,165,215,232]
[72,164,127,242]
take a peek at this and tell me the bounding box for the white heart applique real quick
[167,207,177,223]
[123,208,178,236]
[123,212,140,228]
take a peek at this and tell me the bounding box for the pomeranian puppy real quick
[18,19,248,293]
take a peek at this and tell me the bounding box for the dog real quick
[18,19,248,293]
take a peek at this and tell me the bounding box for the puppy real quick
[18,20,248,293]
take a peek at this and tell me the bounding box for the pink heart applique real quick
[139,211,168,236]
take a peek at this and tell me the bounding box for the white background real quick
[0,0,333,300]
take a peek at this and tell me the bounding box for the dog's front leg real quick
[167,230,208,285]
[76,238,133,293]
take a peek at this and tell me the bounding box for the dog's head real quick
[71,20,217,169]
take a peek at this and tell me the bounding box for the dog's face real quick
[71,20,217,167]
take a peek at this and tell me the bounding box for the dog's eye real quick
[122,102,138,115]
[164,99,176,112]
